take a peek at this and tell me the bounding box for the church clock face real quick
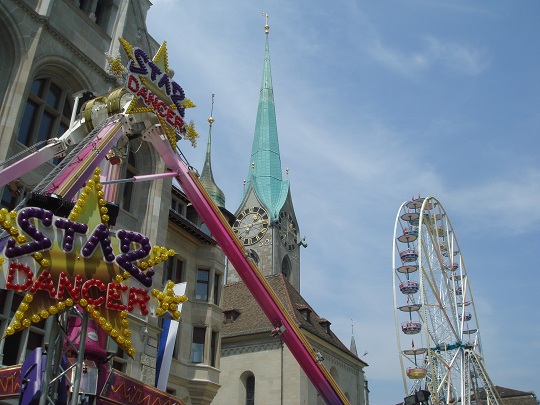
[232,206,270,246]
[278,211,298,251]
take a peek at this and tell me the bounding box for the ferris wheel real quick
[392,196,502,405]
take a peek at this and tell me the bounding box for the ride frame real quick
[0,105,349,405]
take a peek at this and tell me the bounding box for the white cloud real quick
[364,35,490,77]
[425,36,491,75]
[447,168,540,235]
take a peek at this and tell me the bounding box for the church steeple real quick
[243,14,289,222]
[229,15,302,291]
[350,320,358,357]
[200,94,226,208]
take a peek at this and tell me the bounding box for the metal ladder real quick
[464,349,503,405]
[33,115,123,195]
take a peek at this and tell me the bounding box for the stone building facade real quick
[0,1,224,404]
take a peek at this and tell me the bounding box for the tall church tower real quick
[229,18,302,290]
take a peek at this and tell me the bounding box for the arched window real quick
[330,366,339,383]
[121,149,138,212]
[17,78,72,148]
[281,256,291,280]
[245,375,255,405]
[78,0,118,34]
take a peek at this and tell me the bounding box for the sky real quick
[146,2,540,404]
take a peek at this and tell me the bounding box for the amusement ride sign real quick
[0,170,186,357]
[118,38,198,148]
[0,38,195,358]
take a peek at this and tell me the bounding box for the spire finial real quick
[199,92,226,208]
[208,93,215,126]
[262,12,269,35]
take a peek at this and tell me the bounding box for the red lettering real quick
[81,279,106,306]
[56,272,83,301]
[127,74,140,93]
[173,115,184,131]
[6,262,33,291]
[150,97,162,113]
[29,270,57,298]
[106,283,127,311]
[145,90,156,106]
[136,86,148,101]
[165,108,175,127]
[157,102,168,118]
[128,287,150,315]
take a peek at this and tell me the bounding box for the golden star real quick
[0,168,175,357]
[152,281,187,320]
[106,54,128,79]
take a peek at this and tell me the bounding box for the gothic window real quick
[298,307,312,323]
[17,78,72,148]
[171,195,186,216]
[1,188,16,211]
[210,330,219,368]
[77,0,116,34]
[223,309,240,324]
[247,249,259,264]
[319,318,332,334]
[191,327,205,363]
[186,205,199,225]
[107,337,126,372]
[121,150,137,212]
[164,257,185,285]
[281,256,291,280]
[200,222,211,236]
[0,290,46,366]
[195,269,209,301]
[245,375,255,405]
[213,273,221,305]
[330,366,339,383]
[158,317,179,359]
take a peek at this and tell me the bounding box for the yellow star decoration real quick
[152,281,187,319]
[0,168,178,358]
[106,53,128,80]
[119,38,199,149]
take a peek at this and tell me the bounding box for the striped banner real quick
[155,282,186,390]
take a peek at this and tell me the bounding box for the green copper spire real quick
[200,94,226,208]
[243,16,289,222]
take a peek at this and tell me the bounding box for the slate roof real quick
[222,274,367,366]
[474,386,538,405]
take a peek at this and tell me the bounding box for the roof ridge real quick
[277,274,300,326]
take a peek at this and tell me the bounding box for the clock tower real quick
[229,19,303,291]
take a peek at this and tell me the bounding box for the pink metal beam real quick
[46,117,125,199]
[0,141,64,188]
[144,127,348,405]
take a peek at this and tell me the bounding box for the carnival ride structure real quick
[392,196,502,405]
[0,81,349,405]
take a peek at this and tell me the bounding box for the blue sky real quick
[146,2,540,404]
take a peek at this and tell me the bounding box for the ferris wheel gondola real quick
[392,196,501,405]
